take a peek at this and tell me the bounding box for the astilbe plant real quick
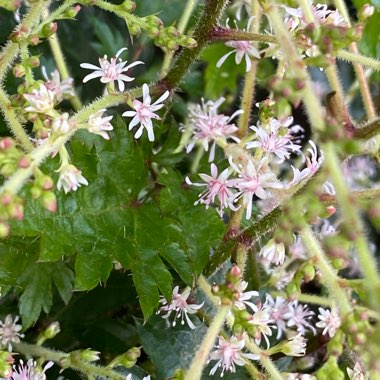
[0,0,380,379]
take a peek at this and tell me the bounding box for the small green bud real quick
[64,5,81,18]
[28,35,41,46]
[27,56,40,68]
[127,22,141,36]
[121,0,136,12]
[44,321,60,339]
[358,4,375,21]
[41,22,58,38]
[184,37,197,48]
[13,64,26,78]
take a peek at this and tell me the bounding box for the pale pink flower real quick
[234,280,259,312]
[23,84,55,114]
[264,295,289,339]
[57,164,88,194]
[229,157,282,219]
[10,359,53,380]
[52,113,71,135]
[285,301,316,335]
[88,109,113,140]
[208,335,259,376]
[347,362,369,380]
[316,307,340,337]
[185,98,242,162]
[259,239,286,266]
[246,117,302,162]
[186,163,237,216]
[217,17,261,72]
[42,68,74,102]
[126,375,151,380]
[248,308,274,347]
[0,315,24,351]
[157,286,203,329]
[80,48,144,92]
[305,141,322,175]
[283,333,307,356]
[122,83,169,142]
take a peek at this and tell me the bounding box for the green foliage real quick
[5,118,225,324]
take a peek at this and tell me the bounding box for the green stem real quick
[184,306,230,380]
[0,87,33,152]
[323,142,380,310]
[245,339,283,380]
[210,28,277,43]
[160,0,198,77]
[197,275,219,305]
[272,291,334,307]
[333,0,376,120]
[13,342,125,380]
[161,0,229,90]
[337,49,380,71]
[264,0,325,132]
[301,226,352,315]
[48,32,82,110]
[353,118,380,140]
[0,43,19,83]
[238,0,261,137]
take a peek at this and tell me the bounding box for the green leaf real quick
[18,262,74,328]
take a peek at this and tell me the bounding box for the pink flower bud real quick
[230,265,241,278]
[18,156,30,168]
[1,194,12,206]
[0,137,14,150]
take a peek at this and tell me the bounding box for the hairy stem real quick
[301,225,352,315]
[13,342,125,380]
[184,305,229,380]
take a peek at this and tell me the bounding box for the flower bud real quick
[43,192,57,213]
[184,37,197,48]
[18,155,30,168]
[0,137,14,150]
[359,4,375,20]
[27,56,40,68]
[41,22,58,38]
[65,5,81,18]
[28,35,41,46]
[127,22,141,36]
[13,64,26,78]
[121,0,136,12]
[44,322,60,339]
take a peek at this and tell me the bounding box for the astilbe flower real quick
[282,333,307,356]
[246,117,303,162]
[216,17,261,72]
[88,109,113,140]
[316,307,341,337]
[122,83,169,142]
[57,164,88,194]
[157,286,203,329]
[9,359,53,380]
[247,306,274,347]
[0,315,24,351]
[23,84,56,114]
[51,113,71,135]
[233,280,259,312]
[208,335,259,376]
[185,163,237,217]
[80,48,144,92]
[229,157,282,219]
[185,98,242,162]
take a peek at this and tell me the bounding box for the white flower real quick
[57,164,88,194]
[88,109,113,140]
[247,308,273,347]
[122,84,169,142]
[52,113,71,135]
[186,163,237,216]
[229,157,282,219]
[42,68,74,102]
[208,335,259,376]
[263,295,289,339]
[23,84,56,114]
[285,301,316,335]
[125,375,150,380]
[259,239,286,266]
[282,333,307,356]
[217,17,261,72]
[11,359,53,380]
[347,362,369,380]
[157,286,203,329]
[233,280,259,312]
[184,98,241,162]
[0,315,24,351]
[246,117,302,162]
[316,307,340,337]
[80,48,144,92]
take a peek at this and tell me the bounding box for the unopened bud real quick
[230,265,241,278]
[121,0,136,12]
[18,156,30,168]
[65,5,81,18]
[27,56,40,68]
[44,321,60,339]
[0,223,10,238]
[42,192,57,213]
[28,35,41,46]
[13,64,26,78]
[359,4,375,20]
[0,137,14,150]
[71,349,100,363]
[184,37,197,48]
[41,22,58,38]
[10,203,24,220]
